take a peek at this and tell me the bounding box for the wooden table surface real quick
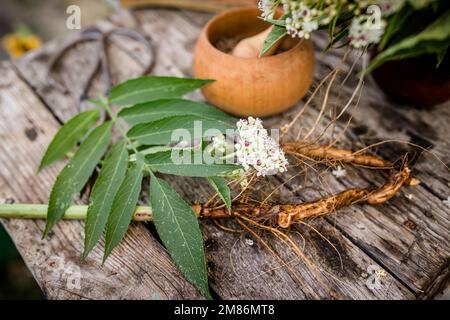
[1,8,449,300]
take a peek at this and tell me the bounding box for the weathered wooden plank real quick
[10,8,415,299]
[164,175,413,299]
[263,41,450,296]
[140,9,450,297]
[0,62,202,299]
[7,7,447,299]
[13,17,148,122]
[130,9,414,299]
[312,33,450,199]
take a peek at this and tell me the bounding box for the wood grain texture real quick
[116,9,413,298]
[0,61,202,300]
[193,7,315,117]
[132,8,450,298]
[263,32,450,297]
[2,8,449,299]
[164,175,413,299]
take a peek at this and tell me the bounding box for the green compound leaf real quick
[103,156,145,262]
[127,115,234,146]
[262,17,287,27]
[207,176,231,212]
[145,150,240,177]
[118,98,236,126]
[108,76,213,106]
[379,4,414,50]
[83,140,128,259]
[259,24,287,58]
[43,122,112,237]
[150,173,211,298]
[365,9,450,74]
[39,109,100,171]
[407,0,434,9]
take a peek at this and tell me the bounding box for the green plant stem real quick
[0,204,154,221]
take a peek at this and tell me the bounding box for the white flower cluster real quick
[235,117,288,176]
[258,0,278,20]
[283,0,319,39]
[210,134,228,155]
[348,13,386,49]
[378,0,405,16]
[208,117,288,177]
[258,0,403,49]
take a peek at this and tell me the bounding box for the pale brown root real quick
[364,167,413,205]
[276,167,413,228]
[282,142,393,169]
[188,166,413,228]
[276,189,369,228]
[121,166,416,232]
[117,165,415,232]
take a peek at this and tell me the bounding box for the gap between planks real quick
[0,61,204,300]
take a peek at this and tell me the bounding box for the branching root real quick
[193,167,414,229]
[282,142,392,168]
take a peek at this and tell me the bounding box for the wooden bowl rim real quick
[201,6,306,62]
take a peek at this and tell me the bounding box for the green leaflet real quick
[43,122,112,237]
[379,5,414,50]
[39,109,100,171]
[436,47,447,67]
[259,24,287,58]
[130,145,196,163]
[103,157,145,262]
[118,99,237,126]
[150,173,210,298]
[365,9,450,74]
[263,18,286,27]
[207,176,231,212]
[127,115,234,145]
[131,145,174,159]
[108,76,213,106]
[145,150,240,177]
[328,0,342,41]
[325,27,349,51]
[83,141,128,259]
[407,0,435,9]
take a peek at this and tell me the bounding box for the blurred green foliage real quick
[0,225,44,299]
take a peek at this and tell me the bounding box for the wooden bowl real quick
[193,7,315,117]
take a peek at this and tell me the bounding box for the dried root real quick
[192,166,414,229]
[277,166,413,227]
[282,142,392,169]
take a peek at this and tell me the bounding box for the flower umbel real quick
[258,1,394,50]
[209,117,288,177]
[258,0,279,20]
[210,134,228,155]
[283,1,319,39]
[349,13,386,49]
[235,117,288,176]
[377,0,405,16]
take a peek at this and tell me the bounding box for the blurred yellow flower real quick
[2,31,42,59]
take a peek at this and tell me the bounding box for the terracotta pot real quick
[193,7,315,117]
[371,52,450,108]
